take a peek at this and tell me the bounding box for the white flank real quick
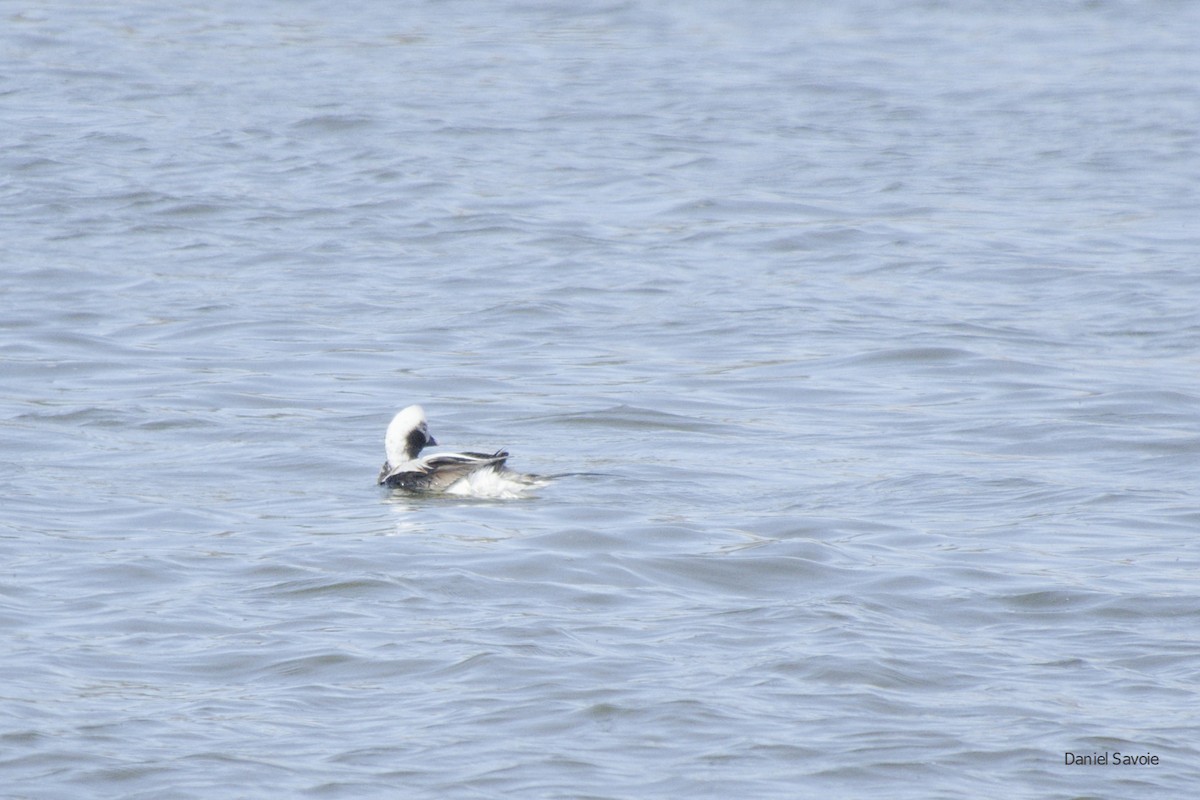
[442,468,548,499]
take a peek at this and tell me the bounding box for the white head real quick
[384,404,438,466]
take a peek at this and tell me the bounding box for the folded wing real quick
[381,450,509,492]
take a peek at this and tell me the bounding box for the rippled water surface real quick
[3,1,1200,797]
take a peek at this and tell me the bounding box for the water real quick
[3,1,1199,797]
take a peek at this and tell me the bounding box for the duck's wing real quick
[419,450,509,491]
[381,450,509,492]
[423,450,508,468]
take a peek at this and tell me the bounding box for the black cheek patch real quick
[406,428,428,457]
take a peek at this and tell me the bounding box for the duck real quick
[376,405,541,496]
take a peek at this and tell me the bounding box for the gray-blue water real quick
[3,1,1199,797]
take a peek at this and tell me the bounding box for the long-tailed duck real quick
[376,405,542,497]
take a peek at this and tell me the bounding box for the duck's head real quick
[384,404,438,466]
